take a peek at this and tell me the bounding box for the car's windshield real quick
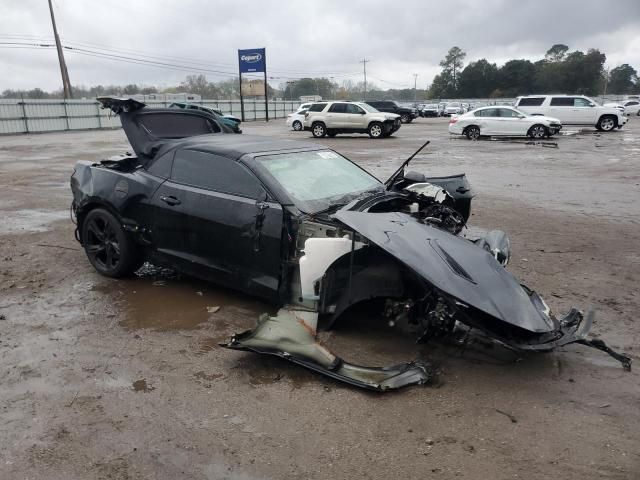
[448,102,460,107]
[360,103,380,113]
[256,150,382,213]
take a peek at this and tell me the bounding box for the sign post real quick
[238,48,268,122]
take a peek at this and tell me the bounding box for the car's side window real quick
[550,97,573,107]
[328,103,347,113]
[574,98,592,107]
[518,97,545,106]
[171,149,264,199]
[498,108,519,117]
[476,108,498,117]
[308,103,328,112]
[346,104,364,114]
[146,151,175,178]
[627,101,639,106]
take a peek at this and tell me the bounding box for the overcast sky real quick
[1,0,639,93]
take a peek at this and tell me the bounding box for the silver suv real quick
[303,101,401,138]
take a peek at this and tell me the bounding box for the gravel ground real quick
[1,117,639,479]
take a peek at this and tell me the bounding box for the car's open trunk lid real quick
[97,97,223,165]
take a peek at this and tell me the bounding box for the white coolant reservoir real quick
[299,236,363,300]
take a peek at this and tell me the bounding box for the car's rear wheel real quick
[528,124,547,139]
[465,125,480,140]
[368,122,384,139]
[596,115,616,132]
[292,120,302,131]
[81,208,142,278]
[400,113,410,123]
[312,122,327,138]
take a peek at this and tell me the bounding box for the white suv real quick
[303,101,401,138]
[514,95,628,132]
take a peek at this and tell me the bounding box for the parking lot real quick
[1,116,639,479]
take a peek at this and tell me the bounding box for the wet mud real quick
[1,119,639,479]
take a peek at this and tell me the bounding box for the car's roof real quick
[169,134,326,159]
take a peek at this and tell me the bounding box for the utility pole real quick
[360,58,369,101]
[413,73,418,102]
[47,0,72,98]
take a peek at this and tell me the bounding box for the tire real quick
[400,113,410,124]
[596,115,616,132]
[81,208,142,278]
[527,124,547,139]
[465,125,480,140]
[368,122,384,139]
[311,122,327,138]
[292,120,302,131]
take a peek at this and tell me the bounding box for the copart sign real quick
[238,48,266,73]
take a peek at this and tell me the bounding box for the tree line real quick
[3,44,637,100]
[427,44,638,99]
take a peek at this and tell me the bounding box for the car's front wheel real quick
[596,115,616,132]
[528,124,547,139]
[292,120,302,131]
[312,122,327,138]
[368,122,384,139]
[464,125,481,140]
[81,208,142,278]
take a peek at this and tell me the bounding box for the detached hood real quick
[333,210,554,333]
[97,97,225,164]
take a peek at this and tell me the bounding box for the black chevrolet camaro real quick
[69,97,630,390]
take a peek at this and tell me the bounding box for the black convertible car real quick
[70,97,630,391]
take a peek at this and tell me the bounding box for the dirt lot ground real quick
[1,116,639,479]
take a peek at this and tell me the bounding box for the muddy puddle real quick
[0,209,69,234]
[100,264,274,332]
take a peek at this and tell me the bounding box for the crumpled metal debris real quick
[222,308,432,391]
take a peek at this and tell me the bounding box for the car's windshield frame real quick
[251,149,383,214]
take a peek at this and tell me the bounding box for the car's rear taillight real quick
[449,118,458,124]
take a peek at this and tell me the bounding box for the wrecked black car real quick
[70,97,630,391]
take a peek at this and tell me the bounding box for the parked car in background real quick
[286,107,307,131]
[605,99,640,116]
[366,100,417,123]
[449,106,562,140]
[444,102,464,116]
[421,104,440,117]
[514,95,627,131]
[303,101,401,138]
[437,102,448,116]
[170,102,242,133]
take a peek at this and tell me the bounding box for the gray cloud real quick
[1,0,639,92]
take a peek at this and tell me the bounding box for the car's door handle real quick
[160,195,181,206]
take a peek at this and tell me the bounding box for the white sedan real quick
[449,106,562,140]
[286,108,308,131]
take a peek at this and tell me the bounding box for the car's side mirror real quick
[589,104,595,107]
[518,115,526,119]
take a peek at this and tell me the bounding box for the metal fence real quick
[0,99,301,135]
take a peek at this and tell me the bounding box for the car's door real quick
[496,107,525,135]
[326,103,347,127]
[476,108,500,134]
[344,103,367,129]
[570,97,597,124]
[150,148,284,299]
[547,97,575,124]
